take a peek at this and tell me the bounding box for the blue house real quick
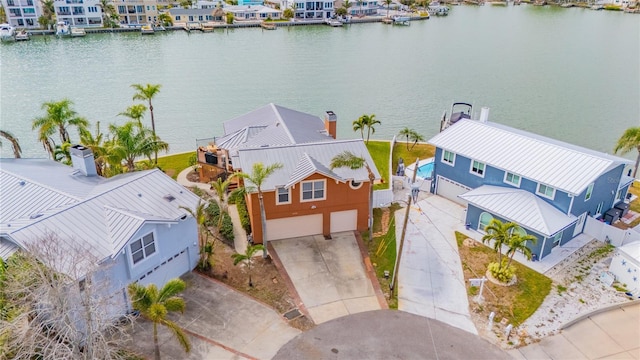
[429,115,634,260]
[0,146,201,317]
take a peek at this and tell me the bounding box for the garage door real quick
[138,248,191,287]
[330,210,358,233]
[266,214,323,240]
[436,176,470,205]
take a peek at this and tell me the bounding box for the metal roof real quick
[459,185,576,237]
[237,139,380,192]
[0,162,200,277]
[429,120,631,195]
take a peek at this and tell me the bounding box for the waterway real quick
[1,6,638,159]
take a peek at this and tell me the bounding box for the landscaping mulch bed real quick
[200,241,315,331]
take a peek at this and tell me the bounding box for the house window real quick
[504,172,521,187]
[276,187,290,205]
[175,15,181,20]
[130,233,156,265]
[478,212,494,232]
[442,150,455,166]
[537,183,555,199]
[595,201,604,216]
[585,183,594,201]
[301,180,325,202]
[616,189,624,202]
[470,160,485,177]
[552,231,563,248]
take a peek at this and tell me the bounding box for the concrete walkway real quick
[395,193,478,334]
[270,232,384,324]
[130,272,300,360]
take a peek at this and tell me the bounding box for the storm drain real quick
[283,308,302,320]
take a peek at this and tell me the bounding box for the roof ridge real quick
[0,167,83,202]
[103,205,145,222]
[271,103,296,144]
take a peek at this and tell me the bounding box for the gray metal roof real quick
[237,139,380,192]
[459,185,576,237]
[168,8,217,15]
[0,161,200,276]
[429,120,631,196]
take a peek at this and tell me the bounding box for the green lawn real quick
[368,205,401,309]
[626,182,640,227]
[366,141,390,190]
[392,142,436,176]
[155,152,196,179]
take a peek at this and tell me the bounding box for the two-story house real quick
[54,0,103,27]
[0,145,200,317]
[428,112,633,260]
[113,0,159,25]
[197,103,379,243]
[1,0,42,28]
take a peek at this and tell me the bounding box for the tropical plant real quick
[38,0,55,30]
[210,174,238,229]
[128,279,190,360]
[79,121,108,176]
[32,99,89,159]
[131,83,162,164]
[505,232,537,268]
[158,13,173,26]
[330,151,376,243]
[237,162,283,258]
[283,7,294,18]
[614,127,640,178]
[408,130,424,150]
[385,0,392,17]
[180,200,213,270]
[108,121,169,172]
[398,127,413,150]
[352,116,366,140]
[231,244,264,287]
[481,219,518,271]
[97,0,118,28]
[359,114,380,144]
[0,130,22,158]
[53,141,73,165]
[343,0,353,14]
[119,104,148,128]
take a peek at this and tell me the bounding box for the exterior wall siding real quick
[247,172,370,242]
[570,164,626,218]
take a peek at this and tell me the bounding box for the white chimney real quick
[70,144,97,177]
[479,107,490,123]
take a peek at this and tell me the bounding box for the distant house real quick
[114,0,159,26]
[224,5,282,20]
[0,0,43,28]
[428,109,633,260]
[197,104,380,243]
[0,146,200,316]
[168,8,223,24]
[54,0,104,27]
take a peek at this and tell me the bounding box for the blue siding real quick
[570,164,626,218]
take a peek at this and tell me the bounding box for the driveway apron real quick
[395,194,478,334]
[270,232,382,324]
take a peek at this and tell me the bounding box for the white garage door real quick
[330,210,358,233]
[436,176,470,205]
[266,214,323,240]
[139,248,191,287]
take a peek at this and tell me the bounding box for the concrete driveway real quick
[395,193,477,334]
[270,232,385,324]
[130,272,300,360]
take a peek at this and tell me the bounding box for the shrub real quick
[234,195,252,234]
[469,285,479,296]
[205,202,220,227]
[219,213,234,242]
[488,261,515,283]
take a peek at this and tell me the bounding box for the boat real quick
[0,23,16,42]
[429,1,450,14]
[153,24,166,31]
[392,15,411,25]
[56,21,70,37]
[261,22,277,30]
[140,24,155,35]
[590,4,604,9]
[15,29,30,41]
[70,27,86,37]
[439,102,473,132]
[325,19,343,27]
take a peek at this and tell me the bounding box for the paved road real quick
[270,232,384,324]
[274,309,508,360]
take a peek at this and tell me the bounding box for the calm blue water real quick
[417,161,435,180]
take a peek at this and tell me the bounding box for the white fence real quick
[583,216,640,247]
[373,189,393,208]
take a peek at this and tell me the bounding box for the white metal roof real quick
[0,161,200,277]
[237,139,380,192]
[618,241,640,264]
[429,120,631,195]
[459,185,576,237]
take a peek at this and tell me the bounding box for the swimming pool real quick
[405,158,435,181]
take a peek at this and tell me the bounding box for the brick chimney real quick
[324,110,337,139]
[70,144,97,176]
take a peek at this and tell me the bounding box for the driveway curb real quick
[180,327,257,360]
[353,231,389,309]
[266,242,313,321]
[560,298,640,330]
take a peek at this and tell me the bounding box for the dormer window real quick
[470,160,485,177]
[130,233,156,265]
[537,183,555,199]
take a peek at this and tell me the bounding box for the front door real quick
[573,212,586,237]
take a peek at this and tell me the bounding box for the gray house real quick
[429,115,633,260]
[0,146,200,317]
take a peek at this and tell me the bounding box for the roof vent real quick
[137,193,142,197]
[29,213,43,219]
[163,194,176,202]
[260,144,269,148]
[18,180,25,186]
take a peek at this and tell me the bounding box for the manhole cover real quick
[283,308,302,320]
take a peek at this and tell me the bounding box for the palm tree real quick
[352,117,366,140]
[127,279,190,360]
[409,130,425,150]
[481,219,518,270]
[231,244,264,287]
[505,232,537,268]
[357,0,363,15]
[0,130,22,158]
[385,0,392,17]
[330,151,376,243]
[97,0,117,28]
[131,83,162,164]
[614,127,640,178]
[119,104,148,128]
[179,200,213,270]
[210,174,238,230]
[343,0,353,14]
[79,122,108,176]
[158,13,173,26]
[398,127,412,150]
[38,0,55,30]
[360,114,380,144]
[108,121,169,172]
[32,99,89,158]
[237,162,284,258]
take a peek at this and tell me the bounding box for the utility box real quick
[604,208,622,224]
[614,202,630,217]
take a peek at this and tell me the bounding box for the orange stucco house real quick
[197,103,380,243]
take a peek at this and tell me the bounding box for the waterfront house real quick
[167,7,223,24]
[428,109,633,260]
[262,0,335,20]
[54,0,103,27]
[224,5,282,21]
[1,0,42,29]
[114,0,160,26]
[0,146,200,316]
[197,104,379,243]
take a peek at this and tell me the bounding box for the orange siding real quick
[248,173,370,243]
